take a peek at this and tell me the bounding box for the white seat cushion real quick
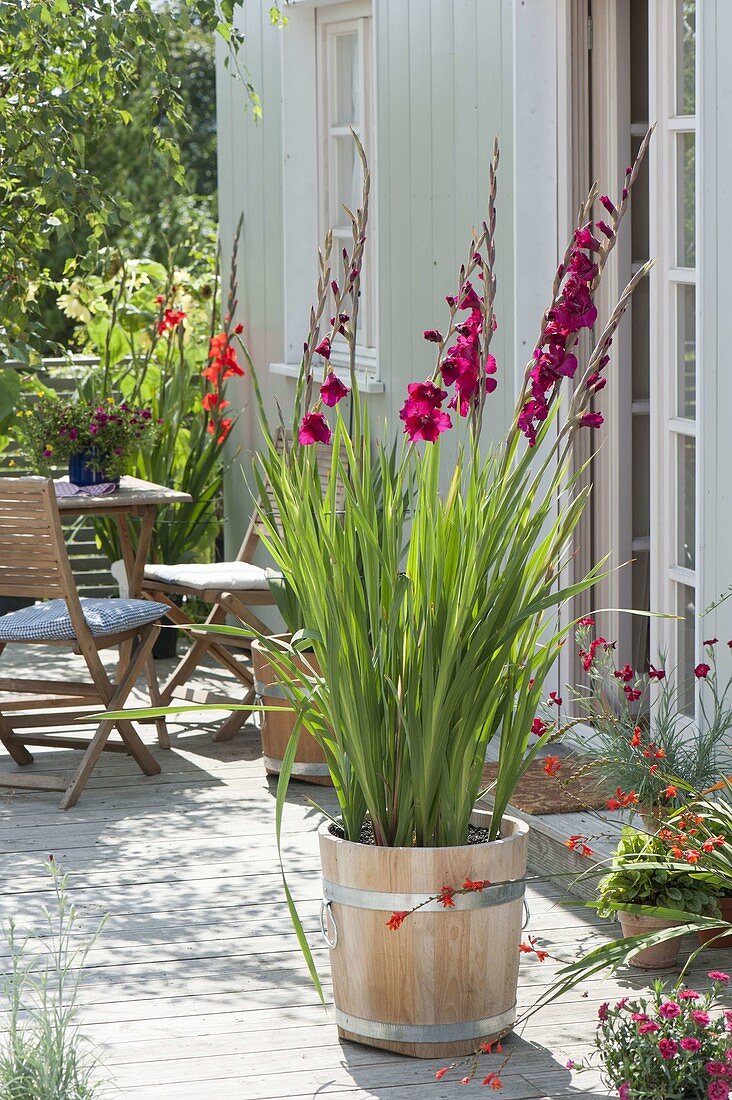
[143,562,278,592]
[0,598,169,642]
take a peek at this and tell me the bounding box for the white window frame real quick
[649,0,700,707]
[272,0,383,393]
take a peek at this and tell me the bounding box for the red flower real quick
[463,878,492,892]
[386,911,408,931]
[234,322,244,335]
[403,381,448,414]
[314,336,332,360]
[648,664,666,681]
[423,329,443,343]
[630,728,642,747]
[614,664,634,683]
[438,885,456,908]
[578,617,595,627]
[154,293,165,305]
[543,756,561,777]
[695,663,710,679]
[298,412,332,446]
[202,392,230,412]
[579,411,604,429]
[157,307,186,335]
[548,691,562,706]
[531,717,548,737]
[401,406,452,443]
[435,1067,449,1081]
[663,784,679,799]
[320,372,349,407]
[704,638,719,646]
[565,835,593,857]
[207,417,233,444]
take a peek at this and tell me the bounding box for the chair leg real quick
[146,655,170,750]
[61,627,161,810]
[0,711,34,766]
[212,689,256,744]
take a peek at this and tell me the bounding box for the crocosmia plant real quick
[573,975,732,1100]
[244,129,652,859]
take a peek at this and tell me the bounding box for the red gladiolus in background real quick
[320,372,349,407]
[298,412,332,446]
[157,307,186,335]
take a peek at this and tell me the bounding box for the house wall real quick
[216,0,567,555]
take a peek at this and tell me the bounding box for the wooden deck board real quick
[0,645,728,1097]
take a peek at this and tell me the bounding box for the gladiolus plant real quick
[243,129,654,852]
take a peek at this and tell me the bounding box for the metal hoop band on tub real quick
[321,878,525,913]
[263,755,331,778]
[335,1005,517,1045]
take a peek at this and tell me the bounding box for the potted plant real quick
[251,575,332,785]
[56,244,242,656]
[123,132,651,1055]
[573,627,732,828]
[232,128,655,1059]
[15,393,158,486]
[569,974,732,1099]
[596,828,721,969]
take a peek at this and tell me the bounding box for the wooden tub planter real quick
[251,636,332,786]
[318,809,529,1058]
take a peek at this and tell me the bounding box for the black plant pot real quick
[153,622,179,660]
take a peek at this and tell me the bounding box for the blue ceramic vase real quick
[68,450,118,488]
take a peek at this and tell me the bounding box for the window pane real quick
[630,135,649,263]
[632,549,650,674]
[677,583,696,716]
[632,415,650,541]
[676,0,696,116]
[677,435,696,571]
[677,283,696,418]
[677,131,696,266]
[333,31,359,127]
[331,134,361,228]
[631,275,650,402]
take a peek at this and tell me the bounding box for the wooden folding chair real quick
[0,477,171,809]
[141,435,344,741]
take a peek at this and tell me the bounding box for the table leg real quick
[115,508,157,674]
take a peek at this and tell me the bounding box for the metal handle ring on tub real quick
[522,898,531,930]
[320,899,338,948]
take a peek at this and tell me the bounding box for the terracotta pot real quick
[697,896,732,949]
[636,804,665,834]
[251,634,332,786]
[617,910,684,969]
[318,809,529,1058]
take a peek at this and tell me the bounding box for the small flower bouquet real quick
[16,393,159,483]
[576,975,732,1099]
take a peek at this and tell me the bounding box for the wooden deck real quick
[0,645,730,1099]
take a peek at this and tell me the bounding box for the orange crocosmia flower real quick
[438,886,456,908]
[663,784,679,799]
[386,911,408,931]
[518,942,534,954]
[490,1080,504,1091]
[655,748,666,759]
[543,755,561,777]
[684,849,701,864]
[463,878,492,892]
[670,846,683,858]
[630,728,642,747]
[606,797,622,810]
[435,1067,449,1081]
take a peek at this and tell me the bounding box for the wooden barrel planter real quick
[318,809,529,1058]
[251,636,332,786]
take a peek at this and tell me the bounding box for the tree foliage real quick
[0,0,268,358]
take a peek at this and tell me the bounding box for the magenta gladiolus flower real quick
[569,250,599,281]
[600,194,616,216]
[658,1038,678,1059]
[552,276,598,332]
[423,329,443,343]
[298,412,332,446]
[574,224,602,251]
[314,336,332,360]
[320,372,349,407]
[597,220,615,239]
[403,381,448,413]
[579,411,604,429]
[401,407,452,443]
